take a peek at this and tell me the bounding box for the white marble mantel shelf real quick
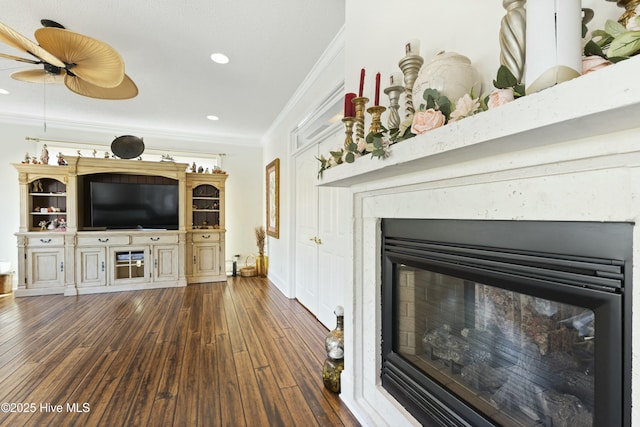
[318,56,640,188]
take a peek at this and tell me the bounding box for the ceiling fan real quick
[0,19,137,99]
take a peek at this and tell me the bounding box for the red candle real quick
[374,72,381,106]
[359,68,365,97]
[344,92,356,117]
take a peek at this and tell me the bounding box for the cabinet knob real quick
[98,238,109,243]
[309,236,322,245]
[201,235,211,239]
[150,237,160,241]
[40,238,52,244]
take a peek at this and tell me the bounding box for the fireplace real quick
[381,219,631,426]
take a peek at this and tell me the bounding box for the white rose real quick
[450,93,480,122]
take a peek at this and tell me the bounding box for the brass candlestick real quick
[352,97,369,141]
[367,106,386,134]
[398,54,424,118]
[341,117,355,150]
[384,85,404,129]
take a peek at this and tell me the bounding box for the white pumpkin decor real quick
[412,51,482,108]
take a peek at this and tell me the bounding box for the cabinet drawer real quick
[28,235,65,247]
[192,232,220,243]
[77,235,131,246]
[132,234,178,245]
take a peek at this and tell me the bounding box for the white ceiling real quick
[0,1,345,147]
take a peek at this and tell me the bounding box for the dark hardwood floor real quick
[0,277,360,427]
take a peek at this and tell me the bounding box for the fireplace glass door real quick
[399,266,596,426]
[381,220,631,427]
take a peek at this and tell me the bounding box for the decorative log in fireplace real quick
[381,219,631,427]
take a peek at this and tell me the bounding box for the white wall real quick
[261,29,346,297]
[0,120,262,283]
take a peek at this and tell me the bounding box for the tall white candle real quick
[405,39,420,56]
[525,0,582,94]
[390,72,403,87]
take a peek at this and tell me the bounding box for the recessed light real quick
[207,115,219,121]
[0,88,8,95]
[210,53,229,64]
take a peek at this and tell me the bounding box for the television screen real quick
[90,181,179,229]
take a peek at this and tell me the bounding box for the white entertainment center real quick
[13,156,227,297]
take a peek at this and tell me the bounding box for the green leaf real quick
[608,56,629,63]
[493,65,519,89]
[591,30,614,50]
[605,19,627,38]
[373,137,382,149]
[608,31,640,58]
[513,84,525,98]
[365,132,374,143]
[584,39,605,57]
[422,88,440,101]
[345,152,355,163]
[347,142,358,151]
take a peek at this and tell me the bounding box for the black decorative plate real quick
[111,135,144,159]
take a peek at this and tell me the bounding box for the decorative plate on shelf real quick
[111,135,144,159]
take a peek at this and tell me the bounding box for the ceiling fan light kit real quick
[0,19,137,99]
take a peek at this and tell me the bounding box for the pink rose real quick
[487,88,515,109]
[582,55,613,74]
[411,109,446,135]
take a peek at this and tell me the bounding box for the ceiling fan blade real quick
[64,73,138,99]
[11,69,64,84]
[35,27,124,88]
[0,22,64,67]
[0,52,40,64]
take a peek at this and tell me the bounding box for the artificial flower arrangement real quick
[316,65,526,178]
[582,12,640,70]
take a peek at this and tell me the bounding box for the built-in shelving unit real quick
[13,157,228,297]
[185,172,227,284]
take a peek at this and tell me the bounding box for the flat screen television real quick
[89,181,179,230]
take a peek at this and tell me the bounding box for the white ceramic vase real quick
[412,51,482,107]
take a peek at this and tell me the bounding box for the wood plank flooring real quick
[0,277,360,427]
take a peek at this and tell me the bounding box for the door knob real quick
[309,236,322,245]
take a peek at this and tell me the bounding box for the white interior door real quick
[294,146,319,315]
[294,131,349,328]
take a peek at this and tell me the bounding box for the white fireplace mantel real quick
[319,56,640,190]
[325,57,640,426]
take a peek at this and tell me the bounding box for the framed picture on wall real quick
[266,158,280,238]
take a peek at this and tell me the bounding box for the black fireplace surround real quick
[381,219,631,427]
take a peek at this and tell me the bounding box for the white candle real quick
[525,0,582,94]
[405,39,420,56]
[390,72,404,87]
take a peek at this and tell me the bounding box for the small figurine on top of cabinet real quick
[40,144,49,165]
[57,152,68,166]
